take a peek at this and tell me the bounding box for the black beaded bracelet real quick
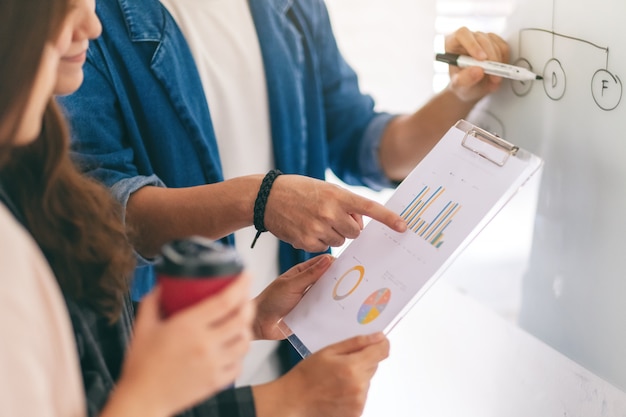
[251,169,283,248]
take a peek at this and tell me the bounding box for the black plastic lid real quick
[155,236,244,278]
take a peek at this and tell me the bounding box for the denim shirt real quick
[59,0,396,300]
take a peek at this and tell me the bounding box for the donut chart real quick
[357,288,391,325]
[332,265,365,300]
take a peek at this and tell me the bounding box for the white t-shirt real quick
[0,203,85,417]
[160,0,281,385]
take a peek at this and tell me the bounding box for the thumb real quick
[133,287,163,333]
[453,66,484,87]
[323,332,386,356]
[282,254,332,277]
[288,254,333,293]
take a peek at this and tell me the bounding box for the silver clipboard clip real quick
[456,120,519,167]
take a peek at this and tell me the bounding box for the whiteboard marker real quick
[435,53,543,81]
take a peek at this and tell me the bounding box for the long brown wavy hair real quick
[0,0,136,322]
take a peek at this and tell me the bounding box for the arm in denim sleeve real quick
[58,42,148,189]
[111,176,165,266]
[58,41,165,266]
[358,113,399,190]
[59,56,148,190]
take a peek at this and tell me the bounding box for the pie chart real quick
[357,288,391,324]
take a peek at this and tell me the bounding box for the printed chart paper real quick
[281,121,542,356]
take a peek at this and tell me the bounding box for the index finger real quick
[350,195,407,233]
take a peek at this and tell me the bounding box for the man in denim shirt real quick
[59,0,509,415]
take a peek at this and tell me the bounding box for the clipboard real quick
[278,120,543,357]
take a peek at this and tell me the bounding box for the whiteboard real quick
[468,0,626,392]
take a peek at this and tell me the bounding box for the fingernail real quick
[395,220,407,232]
[316,255,331,267]
[368,332,385,342]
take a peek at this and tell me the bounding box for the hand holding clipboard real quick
[279,120,543,357]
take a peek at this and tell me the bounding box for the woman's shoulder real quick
[0,203,50,284]
[0,204,86,417]
[0,203,68,322]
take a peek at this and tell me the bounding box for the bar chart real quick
[400,185,462,248]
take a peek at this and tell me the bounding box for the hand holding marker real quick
[436,53,543,82]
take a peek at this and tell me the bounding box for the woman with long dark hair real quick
[0,1,254,415]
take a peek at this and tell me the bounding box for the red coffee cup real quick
[156,236,244,318]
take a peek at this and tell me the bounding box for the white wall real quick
[324,0,436,113]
